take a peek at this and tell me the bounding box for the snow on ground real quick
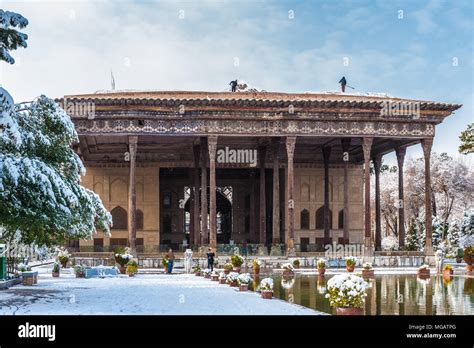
[0,268,322,315]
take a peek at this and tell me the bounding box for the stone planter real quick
[211,275,219,281]
[204,273,211,279]
[346,265,355,272]
[261,290,273,299]
[195,272,201,276]
[361,269,374,278]
[229,281,238,287]
[219,278,226,284]
[239,284,248,291]
[317,268,326,276]
[52,272,60,278]
[336,307,364,315]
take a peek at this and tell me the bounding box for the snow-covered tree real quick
[459,123,474,155]
[459,210,474,249]
[405,219,420,251]
[0,91,111,246]
[0,9,28,64]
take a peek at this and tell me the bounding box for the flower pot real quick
[119,266,126,274]
[229,281,238,287]
[317,268,326,276]
[224,269,230,275]
[261,290,273,299]
[128,273,135,277]
[219,278,226,284]
[233,267,241,273]
[346,265,355,272]
[204,273,211,279]
[362,269,374,278]
[211,275,219,281]
[75,273,85,278]
[239,284,248,292]
[52,272,60,278]
[60,261,68,268]
[467,265,473,272]
[195,272,201,276]
[336,307,364,315]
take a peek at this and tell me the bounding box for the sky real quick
[1,0,473,163]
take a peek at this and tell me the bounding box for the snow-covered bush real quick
[237,273,251,285]
[317,258,326,269]
[114,247,133,267]
[211,270,219,277]
[224,263,233,271]
[459,210,474,249]
[259,278,274,291]
[73,264,85,276]
[52,262,60,273]
[381,235,399,251]
[218,271,226,280]
[325,274,368,308]
[230,254,244,267]
[362,262,373,270]
[202,269,211,276]
[18,263,31,272]
[282,263,294,272]
[226,272,239,283]
[345,256,357,267]
[281,277,295,290]
[418,264,430,270]
[57,248,70,265]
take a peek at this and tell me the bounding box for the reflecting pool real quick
[249,274,473,315]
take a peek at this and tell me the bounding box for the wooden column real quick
[373,154,382,251]
[341,138,351,243]
[128,136,138,255]
[396,146,406,249]
[286,137,296,249]
[249,169,256,242]
[422,138,434,254]
[272,138,280,244]
[362,137,373,255]
[322,146,332,244]
[200,138,208,245]
[189,169,194,247]
[193,144,201,246]
[208,135,218,249]
[258,146,266,245]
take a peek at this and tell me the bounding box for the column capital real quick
[421,138,433,158]
[286,136,296,160]
[396,146,406,164]
[128,135,138,145]
[208,135,218,161]
[362,137,373,161]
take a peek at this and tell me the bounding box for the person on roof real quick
[339,76,347,93]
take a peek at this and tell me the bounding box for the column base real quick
[270,245,282,256]
[257,245,268,256]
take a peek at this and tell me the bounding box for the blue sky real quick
[2,0,473,162]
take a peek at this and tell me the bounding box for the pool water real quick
[249,274,473,315]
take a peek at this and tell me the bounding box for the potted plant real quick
[282,263,295,278]
[361,262,374,278]
[193,264,201,276]
[260,278,274,299]
[464,246,473,272]
[325,274,367,315]
[218,272,227,284]
[292,259,300,269]
[237,273,251,291]
[252,258,262,275]
[345,256,357,272]
[57,248,70,268]
[230,254,244,273]
[443,264,454,278]
[456,248,464,264]
[162,257,169,271]
[418,264,431,278]
[74,265,86,278]
[52,262,60,277]
[224,263,233,275]
[317,258,326,276]
[211,270,219,281]
[227,272,239,287]
[19,264,37,286]
[203,269,211,278]
[114,247,133,274]
[126,260,138,277]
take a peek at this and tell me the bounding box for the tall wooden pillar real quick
[373,154,382,251]
[286,137,296,249]
[272,138,280,244]
[208,135,218,249]
[200,138,208,245]
[189,169,194,247]
[341,138,351,243]
[193,144,201,246]
[362,137,373,255]
[249,170,256,242]
[128,136,138,255]
[258,146,266,245]
[422,138,434,254]
[396,146,406,249]
[322,146,332,244]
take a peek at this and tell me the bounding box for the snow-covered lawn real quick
[0,270,323,315]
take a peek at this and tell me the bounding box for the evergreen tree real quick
[405,219,420,251]
[459,210,474,248]
[0,10,28,64]
[459,123,474,155]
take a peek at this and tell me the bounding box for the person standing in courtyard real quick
[207,247,215,272]
[166,248,175,274]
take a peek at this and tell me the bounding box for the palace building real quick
[59,91,461,256]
